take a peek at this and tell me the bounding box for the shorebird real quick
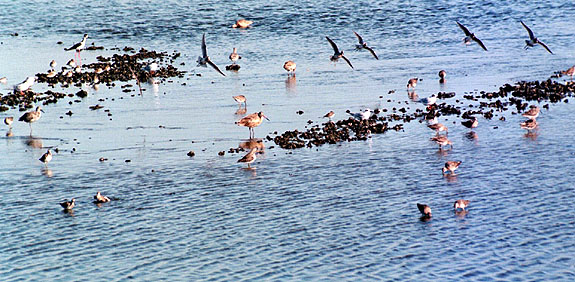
[439,70,446,83]
[326,36,354,69]
[522,105,540,120]
[197,33,226,77]
[456,21,488,51]
[232,19,253,28]
[238,148,257,168]
[4,117,13,128]
[561,65,575,81]
[417,203,432,218]
[431,135,453,149]
[94,191,111,203]
[229,48,241,64]
[0,77,7,84]
[353,31,378,60]
[520,21,553,54]
[323,111,335,120]
[283,61,296,76]
[520,119,538,131]
[46,70,57,78]
[419,94,437,108]
[428,123,448,135]
[14,76,35,94]
[19,106,44,132]
[65,34,89,64]
[461,117,478,129]
[232,95,246,106]
[453,199,470,210]
[349,109,372,120]
[60,198,75,210]
[443,161,462,175]
[39,149,53,167]
[407,77,418,89]
[50,60,57,70]
[66,59,76,69]
[142,62,158,75]
[236,112,269,138]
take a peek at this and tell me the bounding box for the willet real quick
[233,95,247,106]
[39,149,52,167]
[236,112,269,138]
[326,36,354,69]
[461,117,478,129]
[456,21,488,51]
[454,199,470,210]
[283,61,296,76]
[229,48,241,64]
[520,21,553,54]
[353,31,378,60]
[197,33,226,76]
[431,135,453,149]
[65,34,89,65]
[94,191,111,203]
[60,198,75,210]
[238,148,257,168]
[417,203,432,218]
[19,106,44,132]
[443,161,462,175]
[522,105,540,120]
[232,19,253,28]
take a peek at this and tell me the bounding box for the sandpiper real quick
[14,76,35,94]
[520,119,538,131]
[283,61,296,76]
[431,135,453,149]
[428,123,448,135]
[561,65,575,80]
[438,70,446,83]
[94,191,111,203]
[520,21,553,54]
[232,19,253,28]
[417,203,432,218]
[323,111,335,120]
[326,36,354,69]
[19,106,44,132]
[66,59,76,69]
[349,109,372,120]
[443,161,462,175]
[229,48,241,64]
[453,199,470,210]
[407,77,418,89]
[65,34,89,64]
[39,149,52,167]
[50,60,57,70]
[238,148,257,168]
[353,31,378,60]
[522,105,540,120]
[4,117,13,128]
[456,21,488,51]
[60,198,75,210]
[236,112,269,138]
[197,33,226,77]
[461,116,478,129]
[233,95,247,106]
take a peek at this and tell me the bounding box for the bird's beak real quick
[263,115,270,121]
[40,109,45,113]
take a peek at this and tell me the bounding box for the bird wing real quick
[365,46,379,59]
[65,42,81,51]
[456,21,472,36]
[207,59,226,76]
[520,21,535,41]
[353,31,364,44]
[537,41,553,54]
[341,55,354,69]
[326,36,340,54]
[417,203,426,214]
[201,33,207,57]
[473,37,488,51]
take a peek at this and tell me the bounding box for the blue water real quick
[1,1,574,281]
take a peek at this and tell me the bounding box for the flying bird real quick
[326,36,354,69]
[520,21,553,54]
[197,33,226,77]
[456,21,488,51]
[353,31,378,59]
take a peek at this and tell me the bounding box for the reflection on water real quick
[407,91,419,102]
[235,106,247,116]
[6,129,13,137]
[41,168,53,178]
[455,210,469,219]
[285,76,296,93]
[239,138,265,151]
[24,135,43,148]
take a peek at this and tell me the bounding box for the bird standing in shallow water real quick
[522,105,540,120]
[407,77,418,90]
[428,123,448,135]
[431,135,453,149]
[94,191,111,203]
[236,112,269,138]
[562,65,575,81]
[417,203,432,218]
[454,199,470,210]
[238,148,257,168]
[461,117,478,130]
[232,95,246,107]
[65,34,88,65]
[283,61,296,76]
[197,33,226,77]
[443,161,461,175]
[520,119,538,132]
[456,21,488,51]
[353,31,378,60]
[60,198,75,210]
[229,48,241,64]
[39,149,52,167]
[520,21,553,54]
[19,106,44,133]
[438,70,446,83]
[232,19,253,28]
[326,36,354,69]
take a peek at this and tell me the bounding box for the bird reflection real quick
[42,168,53,178]
[235,106,247,116]
[148,78,159,94]
[444,174,458,183]
[407,91,419,102]
[524,131,539,141]
[62,209,75,216]
[25,135,43,148]
[285,76,296,93]
[419,216,432,222]
[239,138,265,151]
[455,210,468,219]
[6,129,14,137]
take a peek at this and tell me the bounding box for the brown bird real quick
[428,123,448,135]
[562,65,575,80]
[461,117,478,129]
[19,106,44,132]
[323,111,335,120]
[4,116,13,128]
[438,70,446,83]
[236,112,269,138]
[238,148,257,168]
[407,77,418,89]
[431,135,453,149]
[39,149,53,167]
[283,60,296,76]
[453,199,470,210]
[522,105,540,120]
[229,47,241,64]
[232,95,246,106]
[417,203,432,218]
[443,161,462,175]
[60,198,75,210]
[232,19,253,28]
[94,191,111,203]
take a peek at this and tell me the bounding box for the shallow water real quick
[1,1,575,281]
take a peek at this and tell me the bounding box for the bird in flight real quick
[326,36,354,69]
[456,21,487,51]
[520,21,553,54]
[353,31,378,60]
[197,33,226,76]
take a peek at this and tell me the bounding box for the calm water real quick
[1,1,575,281]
